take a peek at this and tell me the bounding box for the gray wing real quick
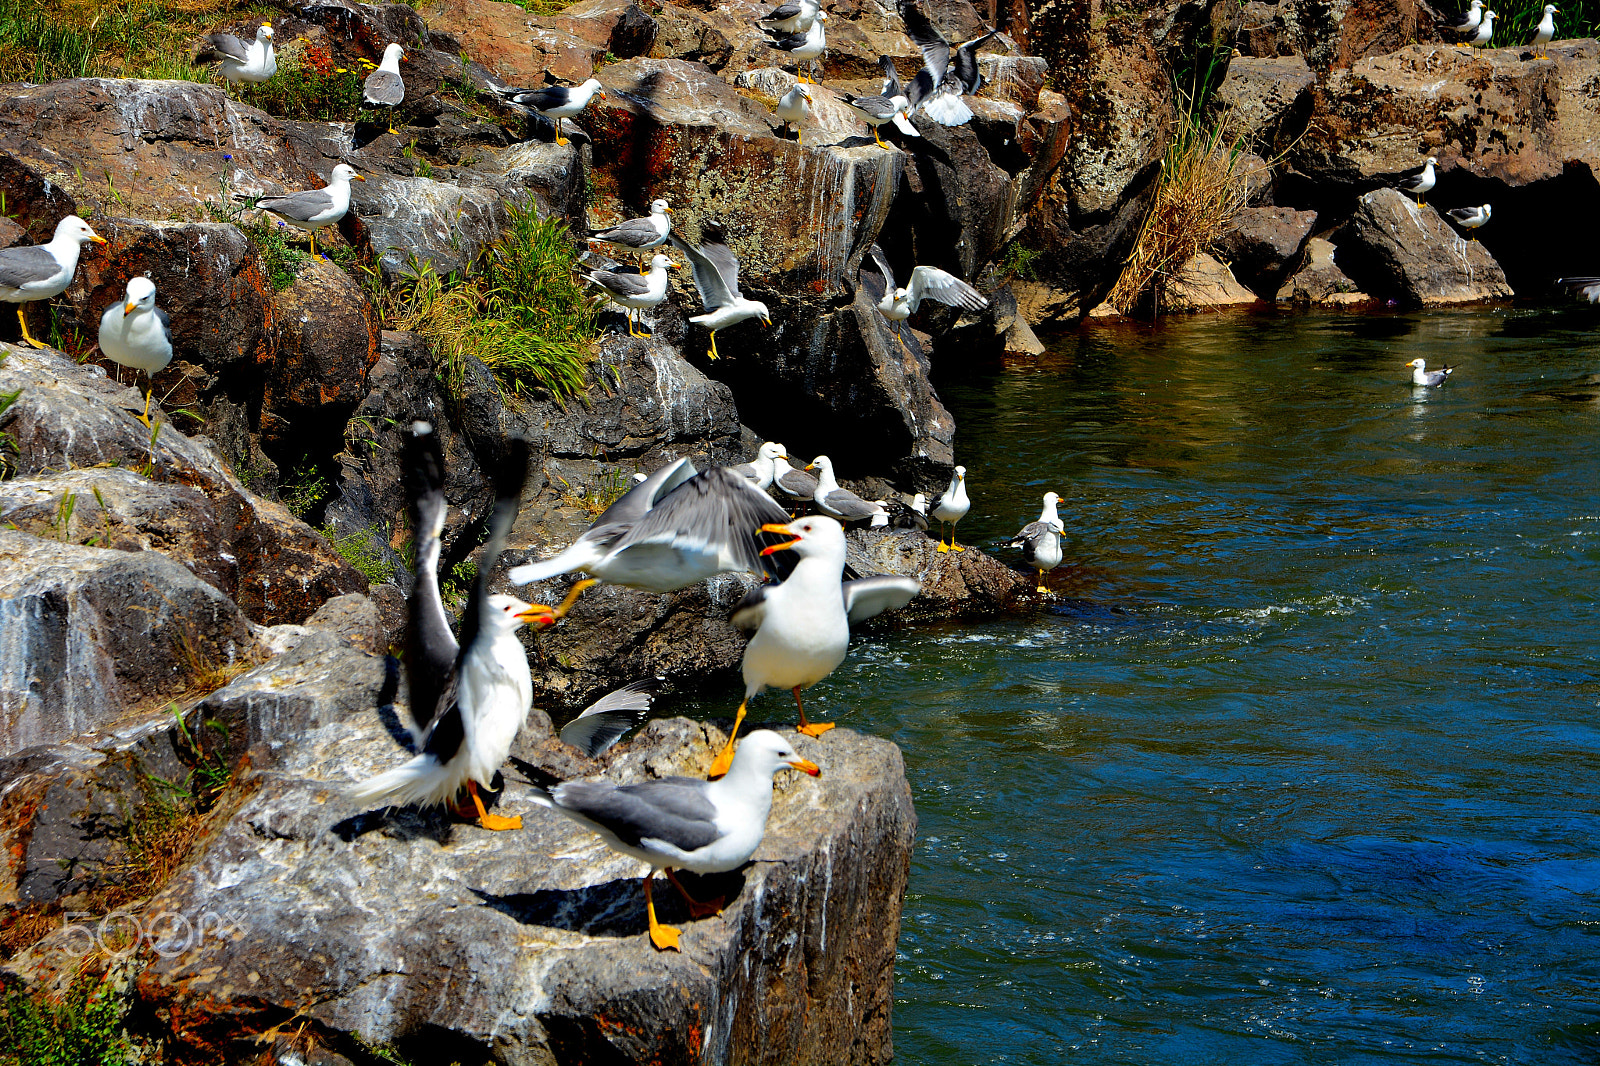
[759,0,804,21]
[669,228,741,310]
[821,487,883,521]
[553,777,722,851]
[559,679,655,757]
[1396,165,1431,191]
[730,583,771,631]
[591,456,698,529]
[197,31,249,63]
[842,575,920,624]
[588,270,652,298]
[1009,520,1056,564]
[615,466,794,580]
[951,31,997,94]
[255,188,336,222]
[764,26,810,49]
[900,2,952,84]
[1557,277,1600,303]
[500,84,569,112]
[906,265,988,312]
[593,218,664,248]
[776,466,818,497]
[154,306,173,348]
[404,423,457,734]
[844,93,898,120]
[364,69,405,106]
[452,437,530,690]
[864,243,897,292]
[0,245,61,289]
[879,54,905,99]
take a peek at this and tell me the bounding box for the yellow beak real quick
[352,174,367,181]
[124,301,136,314]
[788,758,821,776]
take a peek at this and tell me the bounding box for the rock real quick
[1230,0,1441,70]
[0,531,259,756]
[0,344,365,624]
[845,529,1033,620]
[1274,236,1371,306]
[1213,206,1319,297]
[303,593,387,655]
[1163,252,1262,311]
[1009,279,1077,327]
[1206,54,1315,154]
[1332,188,1511,306]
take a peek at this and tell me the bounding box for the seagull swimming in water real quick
[97,276,173,427]
[670,222,771,361]
[0,216,105,349]
[532,729,820,951]
[1405,357,1454,387]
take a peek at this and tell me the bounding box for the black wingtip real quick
[403,420,446,504]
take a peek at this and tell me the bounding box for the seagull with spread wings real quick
[558,680,657,757]
[861,243,989,354]
[669,223,771,360]
[899,1,998,126]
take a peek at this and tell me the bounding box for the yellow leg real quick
[798,127,804,146]
[1036,569,1048,595]
[138,386,155,429]
[17,305,46,349]
[936,521,950,553]
[707,700,748,779]
[951,525,966,553]
[707,330,720,361]
[309,231,318,258]
[872,125,887,149]
[528,578,598,626]
[644,873,681,951]
[794,685,833,739]
[555,117,568,147]
[626,309,639,337]
[665,868,724,918]
[467,779,522,831]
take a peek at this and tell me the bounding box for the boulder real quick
[1274,236,1371,306]
[1206,54,1315,154]
[845,529,1034,620]
[1164,252,1262,311]
[303,593,388,656]
[1229,0,1441,70]
[1332,188,1511,305]
[1213,205,1319,296]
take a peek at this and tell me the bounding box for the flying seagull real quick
[1010,491,1064,593]
[498,78,607,146]
[756,0,822,34]
[348,425,553,830]
[1395,156,1438,206]
[899,1,998,126]
[507,458,795,594]
[362,42,407,133]
[97,276,173,427]
[877,54,921,137]
[196,23,276,94]
[764,12,829,85]
[931,464,970,552]
[0,216,106,349]
[862,244,988,354]
[709,516,919,776]
[585,253,676,338]
[1445,203,1490,240]
[807,455,888,524]
[589,199,673,268]
[669,222,771,361]
[238,162,365,257]
[532,729,819,950]
[558,679,657,757]
[1405,358,1454,387]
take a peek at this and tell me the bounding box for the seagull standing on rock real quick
[670,223,771,361]
[1470,10,1497,47]
[589,199,673,268]
[756,0,822,33]
[1438,0,1483,44]
[770,451,819,511]
[733,441,788,489]
[498,78,607,146]
[1445,204,1491,240]
[0,215,106,349]
[97,277,173,427]
[708,516,919,776]
[764,11,829,84]
[1010,491,1064,593]
[239,163,364,258]
[839,88,913,149]
[362,43,407,133]
[585,253,676,338]
[1395,156,1437,206]
[807,455,889,524]
[196,23,276,95]
[774,82,813,144]
[1530,5,1558,57]
[931,464,970,552]
[1405,357,1454,387]
[532,730,820,951]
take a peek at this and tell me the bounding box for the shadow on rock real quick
[473,868,747,937]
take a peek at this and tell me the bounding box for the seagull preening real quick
[1405,357,1454,387]
[1396,157,1437,206]
[931,464,970,552]
[900,1,998,126]
[532,729,820,951]
[0,215,105,349]
[763,12,829,85]
[807,455,888,524]
[348,425,551,831]
[669,222,771,360]
[362,43,407,133]
[1010,491,1063,593]
[558,679,656,757]
[708,516,919,777]
[507,458,793,594]
[756,0,822,34]
[774,82,814,144]
[1530,4,1558,57]
[585,253,675,338]
[1445,203,1490,240]
[97,276,173,427]
[238,162,364,258]
[196,23,276,93]
[498,78,607,146]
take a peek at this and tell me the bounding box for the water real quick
[840,311,1600,1064]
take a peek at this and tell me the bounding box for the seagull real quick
[1555,276,1600,302]
[196,23,276,94]
[362,43,407,133]
[878,54,921,137]
[1010,492,1064,593]
[774,82,814,144]
[897,492,931,531]
[589,199,673,268]
[709,516,919,776]
[756,0,822,34]
[899,1,998,126]
[532,729,819,950]
[1445,203,1491,240]
[1396,156,1438,206]
[558,679,656,757]
[348,425,552,831]
[507,459,794,594]
[585,253,676,338]
[839,88,912,149]
[862,244,988,354]
[498,77,607,147]
[770,452,819,511]
[1438,0,1483,44]
[732,441,787,490]
[0,216,105,349]
[97,277,173,427]
[238,163,364,258]
[806,455,888,524]
[1530,4,1557,57]
[763,12,829,85]
[1470,10,1497,47]
[931,464,970,552]
[669,223,771,361]
[1405,357,1454,387]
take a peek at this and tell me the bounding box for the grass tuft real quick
[0,0,267,85]
[234,36,363,122]
[321,524,394,585]
[0,970,131,1066]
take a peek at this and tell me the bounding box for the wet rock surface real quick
[1214,206,1319,298]
[1333,189,1511,306]
[1275,236,1371,306]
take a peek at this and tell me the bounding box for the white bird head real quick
[1469,0,1481,6]
[911,492,928,513]
[648,253,675,271]
[758,514,847,561]
[579,77,607,103]
[1544,4,1556,12]
[753,301,772,327]
[258,23,275,40]
[806,454,835,477]
[650,198,673,215]
[330,162,365,185]
[54,215,106,246]
[954,465,966,480]
[486,593,552,631]
[757,441,786,460]
[817,9,829,20]
[729,729,821,779]
[1480,203,1492,218]
[1405,358,1427,369]
[123,276,157,315]
[1425,156,1438,166]
[381,42,406,66]
[1483,10,1496,19]
[1043,491,1060,506]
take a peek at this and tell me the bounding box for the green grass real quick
[0,0,264,85]
[0,973,131,1066]
[278,461,329,519]
[1491,0,1599,46]
[999,242,1042,281]
[0,356,20,480]
[322,524,395,585]
[235,37,364,122]
[386,201,597,403]
[207,166,310,291]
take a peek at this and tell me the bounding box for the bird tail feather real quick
[921,93,974,126]
[346,752,465,811]
[507,542,600,586]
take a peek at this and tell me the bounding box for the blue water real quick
[832,310,1599,1064]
